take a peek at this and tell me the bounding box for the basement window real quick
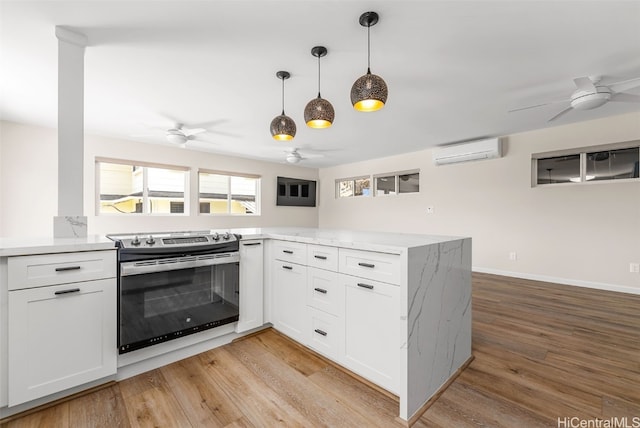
[199,170,260,215]
[532,142,640,186]
[96,160,188,215]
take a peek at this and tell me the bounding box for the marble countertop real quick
[231,227,468,254]
[0,235,116,257]
[0,228,468,257]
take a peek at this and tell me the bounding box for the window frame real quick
[335,175,372,198]
[373,169,420,196]
[532,140,640,187]
[95,158,189,216]
[198,169,261,216]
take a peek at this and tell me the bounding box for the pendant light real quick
[350,11,388,112]
[270,71,296,141]
[304,46,334,128]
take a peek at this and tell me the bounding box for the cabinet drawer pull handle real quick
[314,255,327,260]
[358,262,375,268]
[314,329,327,337]
[282,265,293,270]
[55,266,81,272]
[357,283,374,290]
[55,288,80,295]
[314,287,327,294]
[283,250,294,254]
[242,242,262,246]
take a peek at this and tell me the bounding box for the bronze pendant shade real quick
[351,11,388,112]
[270,71,296,141]
[304,46,334,128]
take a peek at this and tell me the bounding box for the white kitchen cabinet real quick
[342,273,401,394]
[271,260,307,343]
[236,239,264,333]
[8,251,117,406]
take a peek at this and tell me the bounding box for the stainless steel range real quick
[107,231,240,354]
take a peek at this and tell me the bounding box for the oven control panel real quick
[108,231,238,249]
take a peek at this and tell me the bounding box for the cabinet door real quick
[236,240,264,333]
[8,278,117,406]
[272,260,307,343]
[342,274,400,394]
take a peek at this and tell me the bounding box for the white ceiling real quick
[1,0,640,168]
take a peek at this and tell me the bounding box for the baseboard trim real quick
[401,354,475,427]
[472,267,640,295]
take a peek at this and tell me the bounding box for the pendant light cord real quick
[367,22,371,74]
[281,76,285,115]
[317,53,322,98]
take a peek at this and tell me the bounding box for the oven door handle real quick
[120,253,240,276]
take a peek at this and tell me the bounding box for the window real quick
[373,170,420,195]
[97,160,187,215]
[533,142,640,186]
[336,176,371,198]
[586,147,639,181]
[536,155,581,185]
[199,171,260,215]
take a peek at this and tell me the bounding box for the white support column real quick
[54,26,88,238]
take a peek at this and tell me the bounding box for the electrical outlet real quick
[426,205,434,214]
[630,263,640,273]
[509,252,517,261]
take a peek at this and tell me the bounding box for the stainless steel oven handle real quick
[120,252,239,276]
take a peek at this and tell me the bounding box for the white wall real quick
[0,121,319,237]
[318,112,640,292]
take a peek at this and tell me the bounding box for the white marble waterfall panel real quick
[405,238,472,417]
[53,216,88,238]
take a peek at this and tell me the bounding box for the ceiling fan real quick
[164,123,206,146]
[284,148,325,164]
[510,76,640,122]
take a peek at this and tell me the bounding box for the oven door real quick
[118,252,240,353]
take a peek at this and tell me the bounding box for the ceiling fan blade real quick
[610,93,640,103]
[188,119,229,129]
[573,76,596,92]
[508,98,568,113]
[184,128,206,136]
[548,107,573,122]
[608,77,640,93]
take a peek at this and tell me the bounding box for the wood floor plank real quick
[118,369,192,428]
[307,364,404,428]
[1,403,69,428]
[198,347,311,427]
[159,355,244,427]
[423,382,554,428]
[228,336,374,427]
[236,328,329,377]
[68,384,130,428]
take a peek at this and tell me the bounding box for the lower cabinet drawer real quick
[338,248,401,286]
[307,267,342,317]
[306,308,341,361]
[8,250,116,290]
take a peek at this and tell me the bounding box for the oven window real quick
[119,262,239,352]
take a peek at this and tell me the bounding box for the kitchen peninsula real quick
[0,228,471,423]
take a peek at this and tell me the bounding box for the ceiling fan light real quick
[166,132,187,145]
[286,152,302,163]
[270,114,296,141]
[304,96,334,128]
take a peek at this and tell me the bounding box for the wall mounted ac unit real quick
[432,137,503,165]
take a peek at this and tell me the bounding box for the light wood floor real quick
[3,272,639,427]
